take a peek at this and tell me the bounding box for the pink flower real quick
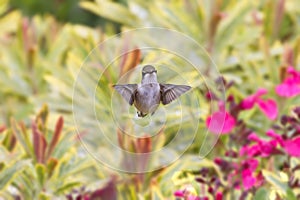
[249,129,300,158]
[240,132,278,157]
[174,190,185,197]
[242,169,257,190]
[266,129,299,156]
[240,145,260,157]
[225,158,259,190]
[276,66,300,97]
[215,192,223,200]
[241,88,278,120]
[242,158,258,170]
[241,88,267,109]
[206,111,236,134]
[241,158,259,190]
[283,137,300,157]
[256,99,278,120]
[266,129,284,145]
[187,196,201,200]
[174,188,201,200]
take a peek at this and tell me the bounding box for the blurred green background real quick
[0,0,300,199]
[7,0,127,28]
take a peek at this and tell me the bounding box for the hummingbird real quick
[113,65,191,117]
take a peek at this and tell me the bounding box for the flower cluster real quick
[206,65,300,135]
[206,87,278,134]
[175,66,300,199]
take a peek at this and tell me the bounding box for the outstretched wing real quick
[113,84,137,105]
[160,84,191,105]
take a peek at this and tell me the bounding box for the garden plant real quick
[0,0,300,199]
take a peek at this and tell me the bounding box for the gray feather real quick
[160,84,191,105]
[113,84,137,105]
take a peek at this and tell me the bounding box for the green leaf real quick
[36,163,46,188]
[46,158,58,178]
[2,129,16,151]
[215,1,255,49]
[0,160,30,190]
[38,192,51,200]
[11,119,33,156]
[254,188,269,200]
[286,188,297,200]
[262,170,288,193]
[55,182,81,194]
[80,0,140,27]
[36,104,49,133]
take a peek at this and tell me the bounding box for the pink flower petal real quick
[284,137,300,157]
[174,190,184,197]
[241,88,268,109]
[247,145,261,157]
[216,192,223,200]
[287,66,300,78]
[256,99,278,120]
[266,129,284,146]
[240,145,260,157]
[239,145,254,157]
[243,131,279,157]
[206,111,236,134]
[239,146,248,156]
[275,80,300,97]
[244,158,258,170]
[218,101,226,112]
[242,169,256,190]
[187,196,201,200]
[276,66,300,97]
[259,141,277,157]
[256,88,268,96]
[247,133,262,142]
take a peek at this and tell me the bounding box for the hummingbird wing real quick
[113,84,137,105]
[160,84,191,105]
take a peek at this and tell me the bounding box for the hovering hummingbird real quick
[113,65,191,117]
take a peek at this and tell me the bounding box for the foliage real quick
[0,105,94,199]
[7,0,125,28]
[0,0,300,199]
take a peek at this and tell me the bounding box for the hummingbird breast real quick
[134,83,161,114]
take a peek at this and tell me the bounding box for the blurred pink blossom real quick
[283,137,300,157]
[266,129,300,157]
[240,132,278,157]
[241,88,278,120]
[206,111,236,134]
[215,192,223,200]
[243,129,300,158]
[242,169,256,190]
[276,66,300,97]
[174,190,184,197]
[241,88,267,109]
[241,158,259,190]
[187,196,201,200]
[174,188,201,200]
[242,158,259,169]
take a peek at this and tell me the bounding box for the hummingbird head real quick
[141,65,157,83]
[142,65,157,75]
